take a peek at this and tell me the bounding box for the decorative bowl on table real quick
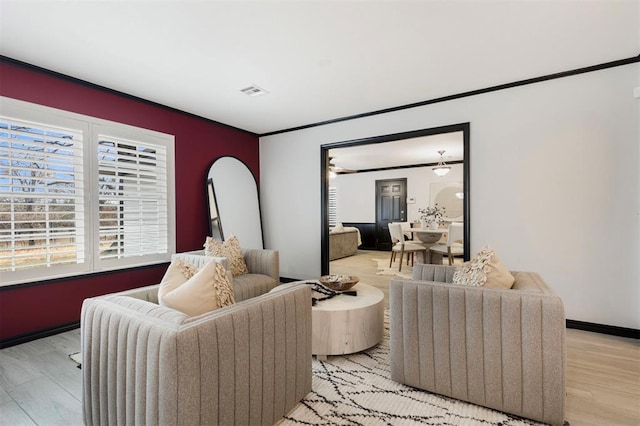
[319,275,359,291]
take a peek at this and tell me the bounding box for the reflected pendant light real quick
[432,150,451,177]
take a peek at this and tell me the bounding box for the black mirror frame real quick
[206,178,224,241]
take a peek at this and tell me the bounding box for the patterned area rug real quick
[278,311,542,426]
[69,352,82,369]
[372,258,413,279]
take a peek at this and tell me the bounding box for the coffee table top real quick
[312,282,383,312]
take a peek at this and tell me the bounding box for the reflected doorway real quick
[375,178,407,251]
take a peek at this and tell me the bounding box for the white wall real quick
[331,164,463,224]
[260,63,639,329]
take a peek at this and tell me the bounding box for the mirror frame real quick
[206,178,224,241]
[320,122,470,275]
[207,155,264,249]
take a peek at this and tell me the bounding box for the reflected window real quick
[328,187,337,227]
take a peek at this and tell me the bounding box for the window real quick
[96,128,169,262]
[0,97,175,285]
[0,117,85,273]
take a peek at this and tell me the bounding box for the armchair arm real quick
[242,249,279,282]
[105,283,161,304]
[389,277,565,426]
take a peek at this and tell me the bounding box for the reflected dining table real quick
[410,228,447,264]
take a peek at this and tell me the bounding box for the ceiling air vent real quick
[240,85,268,97]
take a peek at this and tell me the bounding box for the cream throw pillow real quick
[160,259,235,316]
[453,246,515,289]
[158,258,199,301]
[204,235,249,276]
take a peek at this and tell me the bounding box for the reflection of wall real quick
[331,164,463,223]
[261,64,639,330]
[430,181,464,220]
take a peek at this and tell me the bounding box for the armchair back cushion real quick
[175,249,279,302]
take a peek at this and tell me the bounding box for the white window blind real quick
[97,135,168,260]
[0,117,85,272]
[328,186,337,227]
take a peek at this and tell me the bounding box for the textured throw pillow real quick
[160,259,235,316]
[453,246,515,289]
[203,235,249,276]
[158,258,199,301]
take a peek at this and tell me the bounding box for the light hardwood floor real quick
[0,250,637,425]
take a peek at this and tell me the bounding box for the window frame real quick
[0,96,176,286]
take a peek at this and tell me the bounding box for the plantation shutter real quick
[97,134,168,260]
[0,117,85,272]
[328,186,337,227]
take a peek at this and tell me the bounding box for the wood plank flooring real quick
[0,250,637,425]
[0,328,82,425]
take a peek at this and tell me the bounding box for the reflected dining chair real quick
[393,221,414,241]
[388,223,428,272]
[429,222,464,265]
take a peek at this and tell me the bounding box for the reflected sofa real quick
[389,264,566,426]
[329,227,360,260]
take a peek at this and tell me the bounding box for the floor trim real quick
[0,321,80,349]
[566,319,639,339]
[280,277,302,283]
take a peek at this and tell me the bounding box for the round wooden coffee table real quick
[311,282,384,360]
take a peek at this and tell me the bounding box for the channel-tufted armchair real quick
[390,264,566,426]
[81,252,311,426]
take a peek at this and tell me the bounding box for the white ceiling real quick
[1,1,637,136]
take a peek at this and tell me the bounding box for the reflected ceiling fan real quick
[329,157,357,176]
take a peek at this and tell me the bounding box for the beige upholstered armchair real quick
[390,264,566,426]
[81,276,311,425]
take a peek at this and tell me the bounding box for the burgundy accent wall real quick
[0,59,260,342]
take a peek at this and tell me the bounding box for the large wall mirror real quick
[207,156,264,249]
[320,123,470,275]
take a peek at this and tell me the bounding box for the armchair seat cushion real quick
[233,273,278,301]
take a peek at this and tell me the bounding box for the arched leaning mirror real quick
[207,156,264,249]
